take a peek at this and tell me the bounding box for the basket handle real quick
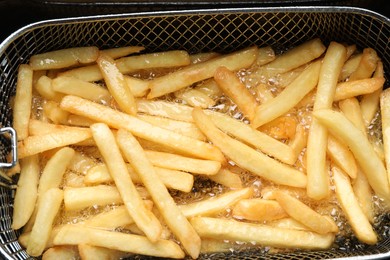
[0,127,17,168]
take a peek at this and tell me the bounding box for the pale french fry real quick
[252,38,326,78]
[381,88,390,184]
[327,135,357,179]
[124,76,149,97]
[116,129,201,258]
[345,44,357,59]
[275,64,307,88]
[64,172,85,188]
[214,66,257,120]
[43,101,70,124]
[334,77,385,101]
[42,246,79,260]
[58,65,102,82]
[268,218,310,231]
[288,124,308,163]
[52,76,111,103]
[13,64,33,140]
[137,114,206,140]
[147,46,258,98]
[252,60,321,128]
[67,114,97,127]
[207,110,296,165]
[339,98,367,134]
[18,126,91,158]
[179,188,253,217]
[207,168,243,189]
[137,99,194,122]
[200,239,233,254]
[101,46,145,59]
[29,46,99,70]
[194,79,223,99]
[60,95,225,162]
[97,53,137,115]
[27,188,64,256]
[232,199,287,222]
[54,225,185,258]
[353,169,375,223]
[191,217,335,250]
[192,108,307,188]
[12,155,40,230]
[273,190,338,234]
[145,150,221,175]
[35,75,65,102]
[255,83,274,104]
[261,186,308,201]
[67,151,96,175]
[190,52,220,64]
[19,226,62,250]
[332,166,378,244]
[306,42,347,200]
[348,48,379,81]
[313,109,390,202]
[78,244,129,260]
[91,123,162,242]
[339,53,362,81]
[256,46,276,66]
[174,88,216,108]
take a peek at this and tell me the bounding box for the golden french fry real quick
[101,46,145,59]
[67,114,97,127]
[348,48,379,81]
[27,188,64,256]
[53,225,185,259]
[147,46,258,99]
[327,135,357,179]
[256,46,276,66]
[268,218,310,231]
[273,190,338,234]
[52,76,111,103]
[380,88,390,184]
[43,101,70,124]
[288,124,308,163]
[35,75,64,102]
[258,115,297,140]
[179,188,253,217]
[42,246,79,260]
[313,109,390,202]
[306,42,347,200]
[174,88,216,108]
[192,108,307,188]
[275,64,307,88]
[255,83,274,104]
[60,95,225,162]
[78,244,129,260]
[29,46,99,70]
[116,129,201,258]
[124,76,149,97]
[207,168,243,189]
[345,44,357,59]
[252,60,321,128]
[353,169,375,223]
[67,151,96,175]
[19,226,62,250]
[339,98,366,134]
[332,166,378,244]
[190,52,220,64]
[194,79,223,99]
[137,99,194,122]
[232,199,287,221]
[334,77,385,101]
[91,123,162,242]
[97,53,136,115]
[200,239,233,254]
[339,53,362,81]
[214,66,257,120]
[13,64,33,140]
[12,155,40,230]
[191,217,335,250]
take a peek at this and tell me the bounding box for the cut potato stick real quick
[12,155,40,230]
[27,188,64,256]
[137,99,194,122]
[19,226,62,250]
[190,52,220,64]
[191,217,335,250]
[60,95,224,162]
[174,88,216,108]
[101,46,145,59]
[53,225,185,259]
[147,46,258,98]
[179,188,253,217]
[43,101,70,124]
[194,79,223,99]
[192,108,307,188]
[124,76,149,97]
[35,75,64,102]
[200,239,233,254]
[268,218,310,231]
[78,244,129,260]
[348,48,379,81]
[18,126,92,158]
[207,168,243,189]
[252,60,321,128]
[116,129,201,258]
[97,53,136,115]
[256,46,276,66]
[339,53,362,81]
[52,76,110,103]
[145,150,221,175]
[339,98,367,135]
[380,88,390,185]
[327,135,357,179]
[353,169,375,223]
[232,199,288,221]
[255,83,274,104]
[332,166,378,244]
[258,115,297,140]
[313,109,390,201]
[42,246,79,260]
[306,42,347,200]
[67,114,97,127]
[91,123,162,242]
[29,46,99,70]
[334,77,385,101]
[273,190,338,234]
[214,66,257,120]
[13,64,33,140]
[288,124,308,163]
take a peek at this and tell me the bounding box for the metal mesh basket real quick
[0,6,390,259]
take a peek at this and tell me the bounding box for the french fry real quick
[64,172,85,188]
[348,48,379,81]
[251,60,321,128]
[339,53,362,81]
[43,101,70,124]
[52,76,111,103]
[27,188,64,256]
[232,199,288,221]
[191,217,335,250]
[306,42,347,200]
[67,151,96,175]
[258,115,297,140]
[67,114,97,127]
[78,244,129,260]
[192,108,307,188]
[327,135,357,179]
[35,75,64,102]
[101,46,145,59]
[42,246,79,260]
[147,46,258,98]
[12,155,40,230]
[255,83,274,104]
[288,124,308,163]
[339,98,367,134]
[275,65,307,88]
[380,88,390,184]
[174,88,216,108]
[273,190,338,234]
[214,66,257,120]
[116,129,201,258]
[353,169,375,223]
[256,46,276,66]
[207,168,243,189]
[194,79,223,99]
[268,218,310,231]
[313,109,390,202]
[190,52,220,64]
[345,44,357,59]
[53,225,185,258]
[124,76,149,97]
[200,239,233,254]
[332,166,378,244]
[91,123,162,242]
[29,46,99,70]
[179,188,253,217]
[97,53,137,115]
[13,64,33,140]
[60,95,225,162]
[19,226,62,250]
[334,77,385,101]
[137,99,194,122]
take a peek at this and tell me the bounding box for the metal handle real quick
[0,127,17,168]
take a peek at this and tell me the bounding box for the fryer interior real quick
[0,8,389,259]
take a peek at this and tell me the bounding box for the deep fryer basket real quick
[0,6,390,259]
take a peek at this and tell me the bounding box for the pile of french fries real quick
[8,37,390,259]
